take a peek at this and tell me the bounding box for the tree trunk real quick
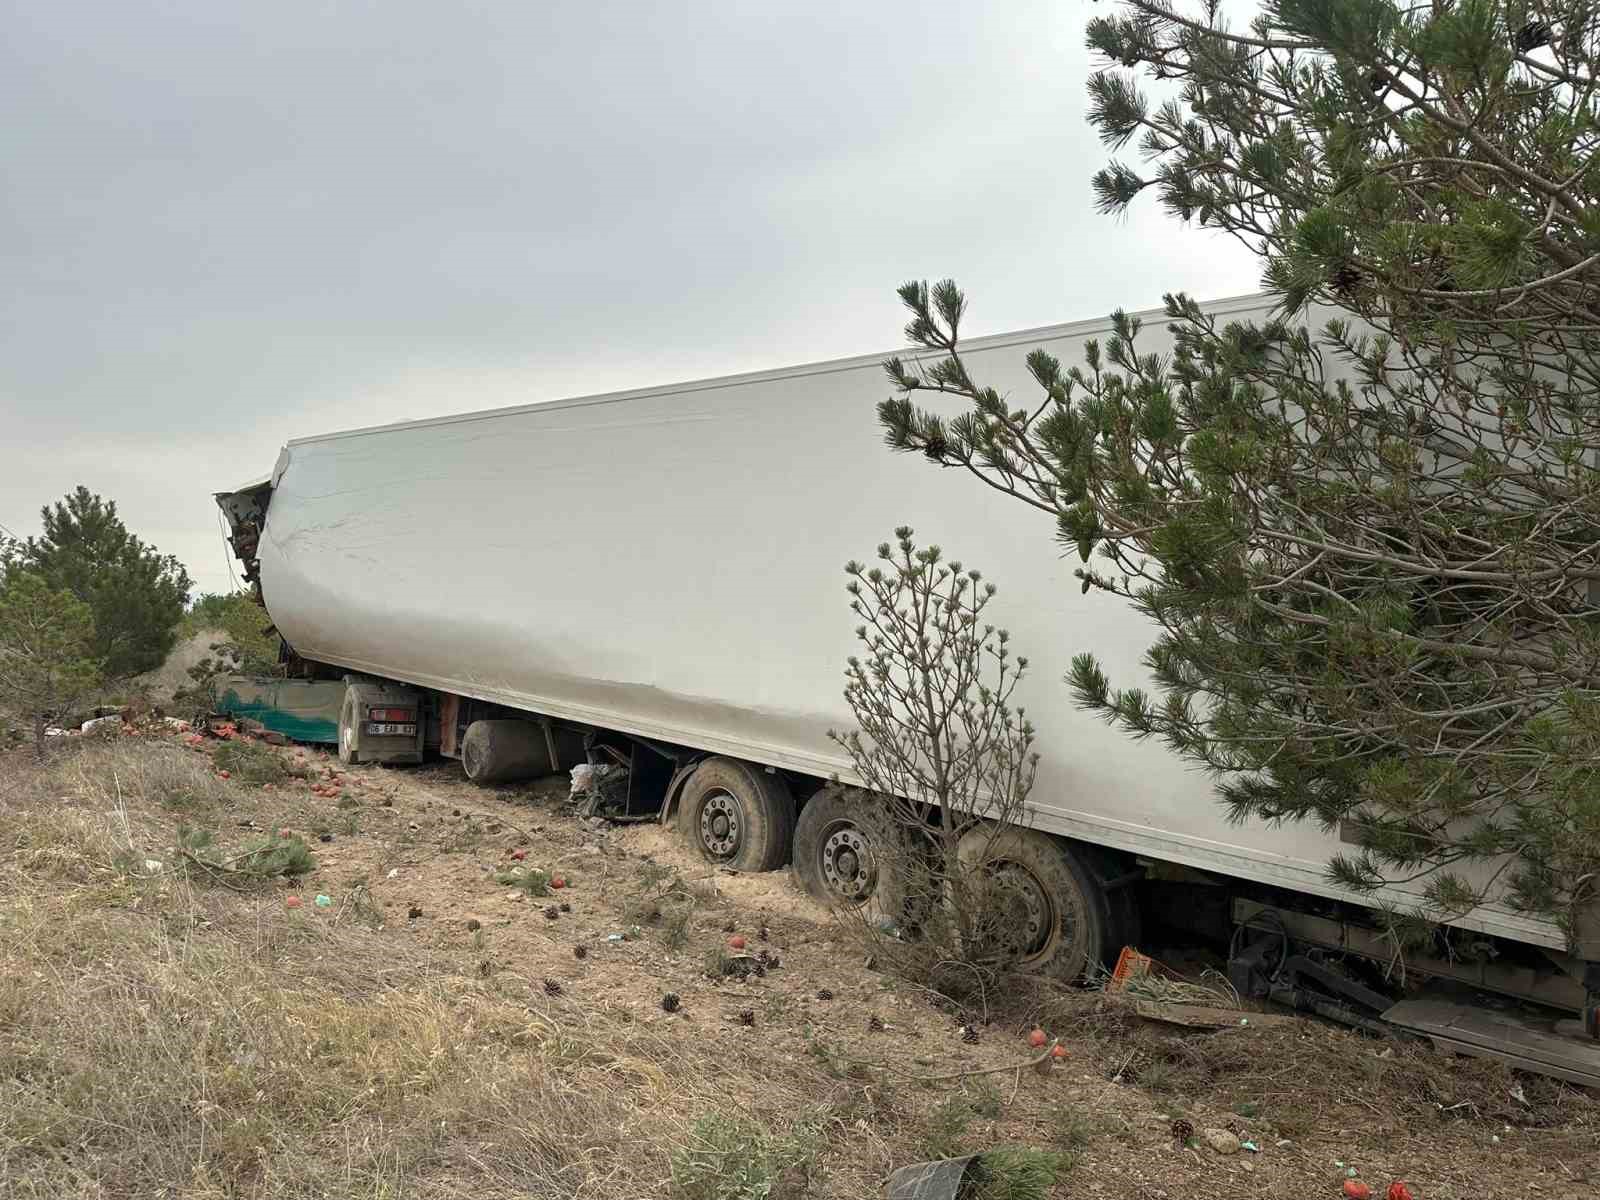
[33,712,46,760]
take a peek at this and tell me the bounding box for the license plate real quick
[366,723,416,737]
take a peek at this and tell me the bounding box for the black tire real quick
[337,689,360,766]
[956,824,1111,984]
[675,758,795,872]
[792,786,929,927]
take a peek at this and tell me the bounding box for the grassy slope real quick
[2,732,1596,1199]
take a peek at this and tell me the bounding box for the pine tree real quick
[830,528,1040,983]
[15,487,192,679]
[878,2,1600,941]
[0,572,101,755]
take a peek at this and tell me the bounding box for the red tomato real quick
[1343,1182,1372,1200]
[285,896,302,909]
[728,935,746,950]
[1027,1027,1047,1048]
[1051,1044,1069,1060]
[217,770,231,780]
[510,849,527,861]
[551,876,566,889]
[1386,1185,1414,1200]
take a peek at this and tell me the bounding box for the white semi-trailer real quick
[217,293,1599,1082]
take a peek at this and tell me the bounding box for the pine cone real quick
[1171,1118,1194,1147]
[573,945,588,960]
[960,1024,980,1044]
[543,905,560,920]
[739,1009,756,1026]
[661,992,681,1013]
[868,1015,885,1033]
[543,978,563,996]
[816,988,834,1001]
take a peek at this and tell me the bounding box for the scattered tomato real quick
[1051,1044,1069,1060]
[1343,1182,1372,1200]
[1027,1027,1047,1048]
[279,828,293,838]
[285,896,303,909]
[217,770,231,780]
[511,848,527,861]
[728,935,747,950]
[1385,1185,1413,1200]
[550,876,566,889]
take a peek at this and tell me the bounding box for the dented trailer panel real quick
[244,293,1566,953]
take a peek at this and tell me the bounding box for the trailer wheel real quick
[956,824,1110,984]
[676,758,794,872]
[792,785,927,927]
[337,690,361,766]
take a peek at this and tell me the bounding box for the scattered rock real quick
[407,905,423,919]
[1203,1129,1241,1156]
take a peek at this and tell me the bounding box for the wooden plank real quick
[1382,997,1600,1088]
[1131,1000,1299,1029]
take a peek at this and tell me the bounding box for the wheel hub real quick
[700,792,740,857]
[820,824,874,901]
[990,863,1054,959]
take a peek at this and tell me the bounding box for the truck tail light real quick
[368,706,416,723]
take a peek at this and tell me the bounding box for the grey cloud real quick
[1,1,1257,592]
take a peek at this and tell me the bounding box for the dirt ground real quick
[3,726,1597,1199]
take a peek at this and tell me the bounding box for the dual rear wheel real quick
[673,760,1133,984]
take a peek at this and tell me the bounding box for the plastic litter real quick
[1241,1141,1259,1153]
[606,933,625,942]
[884,1154,984,1200]
[1108,945,1154,991]
[386,868,400,879]
[314,894,332,908]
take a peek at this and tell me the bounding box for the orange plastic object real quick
[1108,946,1154,991]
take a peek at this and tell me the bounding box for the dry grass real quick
[0,740,847,1199]
[7,735,1598,1200]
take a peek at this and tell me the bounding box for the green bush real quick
[669,1112,822,1200]
[972,1148,1069,1200]
[213,738,303,785]
[493,866,549,897]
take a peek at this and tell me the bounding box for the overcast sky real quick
[1,1,1258,594]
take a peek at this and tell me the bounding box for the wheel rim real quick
[988,860,1063,963]
[817,819,875,903]
[699,790,742,858]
